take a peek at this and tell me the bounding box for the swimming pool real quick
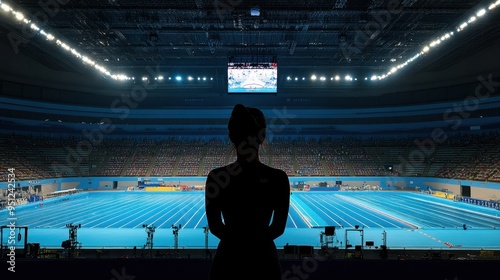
[2,190,500,250]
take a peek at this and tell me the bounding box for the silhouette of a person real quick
[205,104,290,280]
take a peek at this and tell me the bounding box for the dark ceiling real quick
[1,0,499,76]
[0,0,500,132]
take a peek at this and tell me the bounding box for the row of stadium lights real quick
[142,76,214,82]
[287,75,361,82]
[1,0,499,82]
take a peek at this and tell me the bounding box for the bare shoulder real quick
[261,164,289,182]
[208,165,227,175]
[207,163,236,176]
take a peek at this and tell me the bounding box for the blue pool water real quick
[1,191,500,250]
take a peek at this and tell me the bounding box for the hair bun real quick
[228,104,266,145]
[230,104,254,132]
[231,104,248,117]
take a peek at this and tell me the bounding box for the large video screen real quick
[227,62,277,93]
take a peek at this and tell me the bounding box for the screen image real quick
[227,62,277,93]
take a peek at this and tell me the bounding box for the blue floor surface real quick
[2,191,499,250]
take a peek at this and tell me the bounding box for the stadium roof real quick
[0,0,500,109]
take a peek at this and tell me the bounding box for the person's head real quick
[228,104,266,151]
